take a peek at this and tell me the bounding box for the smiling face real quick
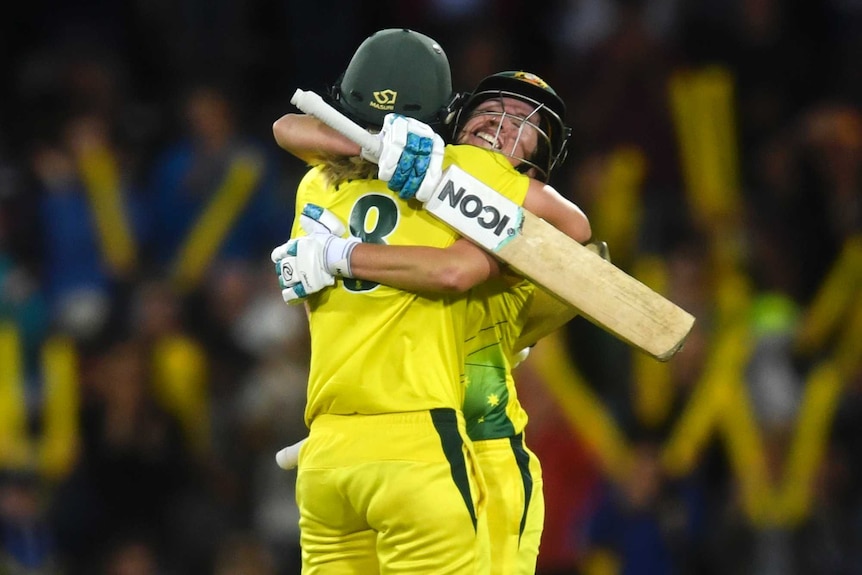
[455,95,550,179]
[457,97,541,156]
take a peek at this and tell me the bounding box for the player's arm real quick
[272,113,587,297]
[350,238,499,294]
[273,111,592,245]
[272,114,360,164]
[273,116,500,295]
[274,204,500,302]
[523,179,592,244]
[331,179,591,295]
[350,183,591,338]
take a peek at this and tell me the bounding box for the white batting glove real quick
[298,203,346,237]
[376,113,444,202]
[275,437,307,470]
[299,204,361,277]
[271,204,360,302]
[271,236,335,303]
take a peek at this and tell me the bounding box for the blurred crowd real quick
[0,0,861,574]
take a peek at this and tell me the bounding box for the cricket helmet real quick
[330,28,455,133]
[454,71,571,181]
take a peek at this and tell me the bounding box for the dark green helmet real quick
[454,71,571,181]
[330,29,455,132]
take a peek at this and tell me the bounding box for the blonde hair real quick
[317,153,377,187]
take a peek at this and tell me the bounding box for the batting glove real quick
[270,204,360,302]
[271,236,335,303]
[298,204,360,277]
[376,114,444,202]
[298,203,346,237]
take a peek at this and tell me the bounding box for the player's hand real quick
[298,203,361,277]
[270,204,361,302]
[299,203,346,237]
[376,113,444,202]
[271,204,344,301]
[271,236,335,303]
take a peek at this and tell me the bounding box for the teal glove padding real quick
[376,113,444,202]
[271,236,333,303]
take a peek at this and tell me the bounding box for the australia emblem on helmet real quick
[512,71,550,90]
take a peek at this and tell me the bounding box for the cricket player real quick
[274,65,593,574]
[276,29,549,575]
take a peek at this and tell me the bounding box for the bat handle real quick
[290,89,381,162]
[275,437,306,470]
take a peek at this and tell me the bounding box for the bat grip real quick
[290,89,381,162]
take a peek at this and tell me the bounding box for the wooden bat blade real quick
[423,166,695,360]
[512,240,611,352]
[499,211,695,361]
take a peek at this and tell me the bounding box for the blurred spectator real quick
[582,441,707,575]
[828,363,862,573]
[746,294,803,434]
[0,470,58,574]
[124,276,238,574]
[98,533,164,575]
[30,108,148,344]
[233,277,310,572]
[513,357,604,573]
[552,0,680,61]
[823,0,862,103]
[554,0,686,267]
[143,84,291,528]
[0,253,49,377]
[212,531,277,575]
[130,277,211,458]
[48,337,197,574]
[145,79,286,297]
[751,103,862,304]
[281,1,367,98]
[0,133,39,274]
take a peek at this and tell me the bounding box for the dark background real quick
[1,1,861,574]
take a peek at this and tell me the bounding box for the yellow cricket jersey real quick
[463,275,537,441]
[293,145,531,426]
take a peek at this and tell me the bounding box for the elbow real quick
[432,265,482,293]
[272,117,287,149]
[272,114,297,150]
[558,218,591,244]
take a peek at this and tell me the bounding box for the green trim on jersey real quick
[431,408,478,531]
[510,433,533,539]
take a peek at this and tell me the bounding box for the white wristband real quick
[324,236,361,278]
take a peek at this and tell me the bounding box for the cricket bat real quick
[290,89,695,361]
